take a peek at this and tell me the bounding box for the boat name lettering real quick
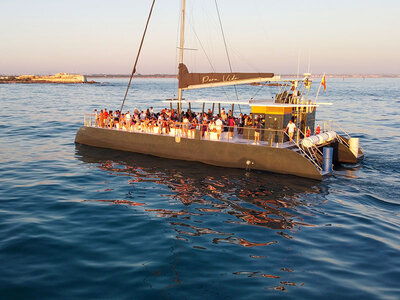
[201,74,239,84]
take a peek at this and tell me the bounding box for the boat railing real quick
[321,120,365,152]
[297,127,324,155]
[285,129,323,172]
[83,113,301,148]
[201,124,288,147]
[84,114,96,127]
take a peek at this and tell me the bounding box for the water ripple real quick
[0,78,399,299]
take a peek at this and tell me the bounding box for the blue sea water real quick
[0,78,399,299]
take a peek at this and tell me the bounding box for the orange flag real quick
[321,74,326,91]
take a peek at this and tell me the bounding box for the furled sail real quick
[178,63,274,90]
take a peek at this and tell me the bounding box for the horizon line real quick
[2,73,400,77]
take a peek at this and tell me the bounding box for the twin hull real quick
[75,126,322,180]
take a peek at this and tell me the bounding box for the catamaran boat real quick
[75,0,364,180]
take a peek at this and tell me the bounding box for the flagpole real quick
[314,72,325,104]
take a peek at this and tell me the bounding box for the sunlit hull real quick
[75,126,323,180]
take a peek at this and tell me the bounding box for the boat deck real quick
[85,124,298,149]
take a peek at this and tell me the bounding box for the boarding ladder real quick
[285,131,324,173]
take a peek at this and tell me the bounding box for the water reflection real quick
[75,144,326,292]
[75,144,323,235]
[334,163,361,179]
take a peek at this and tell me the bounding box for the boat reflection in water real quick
[75,144,329,290]
[75,144,326,240]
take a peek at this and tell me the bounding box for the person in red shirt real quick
[315,124,321,134]
[228,116,235,138]
[306,127,311,137]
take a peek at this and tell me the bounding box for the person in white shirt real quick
[125,111,131,122]
[182,116,190,137]
[221,109,228,122]
[215,117,223,140]
[285,119,296,143]
[196,113,201,123]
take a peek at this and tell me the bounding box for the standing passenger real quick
[99,110,104,127]
[215,117,223,140]
[315,124,321,134]
[201,119,208,138]
[94,109,98,127]
[238,113,244,134]
[306,127,311,137]
[228,116,235,138]
[182,116,190,137]
[254,120,262,144]
[285,119,296,143]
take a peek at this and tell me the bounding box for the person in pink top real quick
[228,116,235,138]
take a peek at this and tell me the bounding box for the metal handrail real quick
[321,120,365,152]
[283,131,323,171]
[83,113,293,146]
[297,127,324,158]
[325,120,351,138]
[200,124,287,146]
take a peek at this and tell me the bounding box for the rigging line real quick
[191,25,215,72]
[251,83,266,100]
[214,0,239,103]
[190,23,232,103]
[120,0,156,113]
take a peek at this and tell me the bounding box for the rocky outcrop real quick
[0,73,88,83]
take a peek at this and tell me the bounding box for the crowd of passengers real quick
[93,107,261,140]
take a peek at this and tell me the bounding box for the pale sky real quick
[1,0,399,75]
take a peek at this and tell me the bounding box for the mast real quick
[177,0,186,120]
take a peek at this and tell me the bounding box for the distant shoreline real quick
[0,73,97,84]
[85,74,400,79]
[0,81,97,85]
[87,74,177,79]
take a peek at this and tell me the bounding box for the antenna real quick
[297,49,301,79]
